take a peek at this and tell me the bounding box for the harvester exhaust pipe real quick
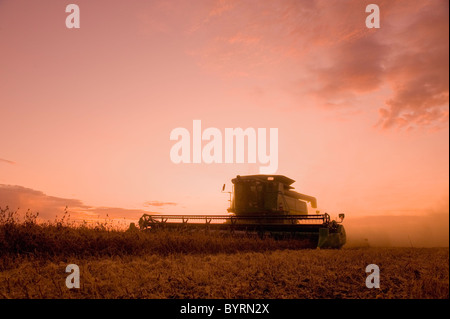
[295,193,317,209]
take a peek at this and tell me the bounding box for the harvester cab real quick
[228,175,317,216]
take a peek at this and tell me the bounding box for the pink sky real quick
[0,1,448,243]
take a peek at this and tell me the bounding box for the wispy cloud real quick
[143,201,178,207]
[0,158,15,165]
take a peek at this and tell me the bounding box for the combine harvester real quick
[136,175,346,249]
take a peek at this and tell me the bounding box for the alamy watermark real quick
[169,120,279,174]
[365,264,380,288]
[65,264,80,289]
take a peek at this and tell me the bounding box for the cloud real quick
[0,184,152,222]
[0,158,15,165]
[186,0,448,130]
[297,1,449,130]
[377,2,449,130]
[311,35,388,102]
[143,201,178,207]
[0,184,87,220]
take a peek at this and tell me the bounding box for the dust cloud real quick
[344,211,449,247]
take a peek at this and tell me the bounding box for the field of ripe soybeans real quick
[0,209,448,299]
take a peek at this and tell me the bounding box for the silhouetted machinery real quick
[136,175,346,249]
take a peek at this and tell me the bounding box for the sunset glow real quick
[0,0,448,246]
